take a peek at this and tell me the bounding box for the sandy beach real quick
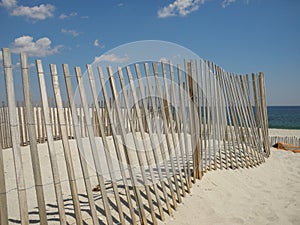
[2,128,300,224]
[159,128,300,225]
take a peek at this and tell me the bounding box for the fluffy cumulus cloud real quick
[10,4,55,19]
[0,0,55,20]
[10,35,62,57]
[94,54,129,63]
[158,0,207,18]
[158,0,240,17]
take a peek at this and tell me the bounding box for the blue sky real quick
[0,0,299,105]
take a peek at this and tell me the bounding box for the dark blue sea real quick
[267,106,300,129]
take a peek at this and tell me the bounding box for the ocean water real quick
[267,106,300,129]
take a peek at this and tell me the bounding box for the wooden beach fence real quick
[0,48,270,224]
[269,136,300,147]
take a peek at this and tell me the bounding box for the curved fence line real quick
[269,136,300,147]
[0,48,269,225]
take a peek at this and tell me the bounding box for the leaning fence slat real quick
[125,65,166,221]
[21,52,48,225]
[2,48,29,225]
[62,64,99,225]
[2,102,9,148]
[177,63,193,186]
[231,75,250,168]
[17,102,24,145]
[36,101,41,143]
[22,102,28,145]
[86,64,126,224]
[98,66,147,225]
[0,120,8,225]
[143,63,179,209]
[116,67,158,225]
[152,63,183,203]
[36,59,67,225]
[135,63,174,216]
[161,62,188,192]
[75,66,114,225]
[87,66,138,225]
[259,73,270,156]
[50,64,83,225]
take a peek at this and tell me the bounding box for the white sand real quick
[3,129,300,224]
[159,129,300,225]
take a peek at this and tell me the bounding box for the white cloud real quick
[0,0,17,8]
[10,35,62,57]
[93,39,105,48]
[0,0,55,20]
[11,4,55,20]
[221,0,237,8]
[117,3,124,7]
[0,51,3,61]
[94,39,99,47]
[158,0,207,18]
[61,29,80,37]
[94,54,129,63]
[59,14,67,19]
[59,12,77,19]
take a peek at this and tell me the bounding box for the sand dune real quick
[159,129,300,225]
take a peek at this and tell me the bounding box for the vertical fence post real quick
[152,63,183,203]
[135,63,174,215]
[36,59,66,225]
[50,64,83,225]
[63,64,99,225]
[87,65,127,224]
[98,66,149,225]
[144,63,179,209]
[75,66,113,225]
[2,102,9,148]
[259,72,270,156]
[0,113,8,225]
[20,52,48,225]
[123,65,166,221]
[2,48,29,225]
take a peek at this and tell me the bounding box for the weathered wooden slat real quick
[62,64,99,225]
[98,66,147,225]
[125,65,166,220]
[20,52,48,225]
[161,62,189,191]
[50,64,83,225]
[36,101,41,143]
[143,63,179,209]
[0,112,8,225]
[152,63,183,203]
[36,59,67,225]
[135,63,174,215]
[2,48,29,225]
[86,64,126,224]
[115,67,159,225]
[176,63,193,187]
[75,66,114,225]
